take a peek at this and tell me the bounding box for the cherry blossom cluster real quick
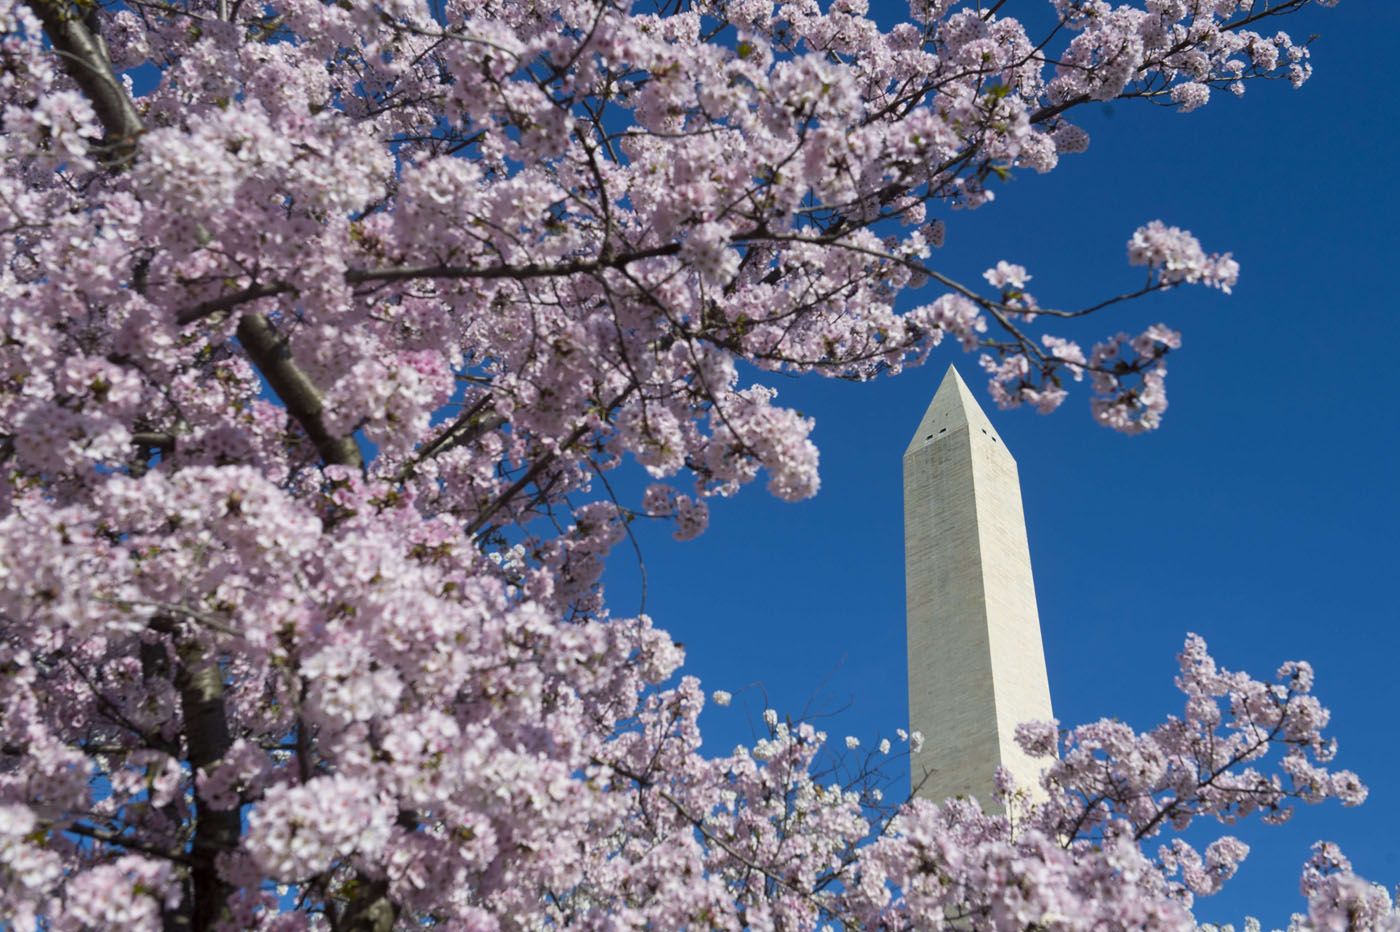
[825,635,1383,932]
[572,637,1379,932]
[1130,222,1241,293]
[0,0,1374,927]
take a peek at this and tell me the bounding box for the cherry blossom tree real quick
[0,0,1391,928]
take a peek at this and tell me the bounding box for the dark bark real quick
[177,640,239,931]
[21,0,144,167]
[236,313,364,470]
[341,878,398,932]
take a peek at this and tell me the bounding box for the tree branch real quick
[131,431,175,452]
[177,637,239,932]
[172,245,685,328]
[175,282,293,326]
[344,243,681,287]
[21,1,360,475]
[393,394,504,485]
[63,821,193,866]
[461,385,634,538]
[22,0,144,166]
[340,878,397,932]
[236,314,363,470]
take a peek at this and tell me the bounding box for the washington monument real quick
[904,365,1054,804]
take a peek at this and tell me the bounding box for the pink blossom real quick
[246,776,394,882]
[1172,81,1212,112]
[0,0,1364,925]
[984,261,1031,290]
[1129,221,1241,292]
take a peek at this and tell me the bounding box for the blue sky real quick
[602,3,1400,926]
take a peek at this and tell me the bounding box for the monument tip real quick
[905,363,1005,454]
